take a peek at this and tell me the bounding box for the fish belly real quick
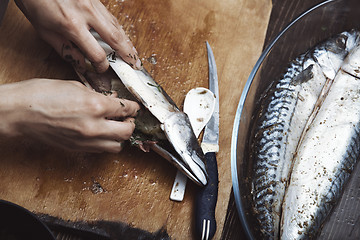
[281,45,360,239]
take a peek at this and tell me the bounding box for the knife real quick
[195,41,219,240]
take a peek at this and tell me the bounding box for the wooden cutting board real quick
[0,0,271,239]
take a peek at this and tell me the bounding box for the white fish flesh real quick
[251,30,360,239]
[281,40,360,239]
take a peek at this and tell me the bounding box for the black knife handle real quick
[195,151,219,240]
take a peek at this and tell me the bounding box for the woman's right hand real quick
[0,78,140,153]
[15,0,142,73]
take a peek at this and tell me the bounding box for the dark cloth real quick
[0,0,9,25]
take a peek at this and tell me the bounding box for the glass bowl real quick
[231,0,360,239]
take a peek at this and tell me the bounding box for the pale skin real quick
[0,0,142,153]
[15,0,142,72]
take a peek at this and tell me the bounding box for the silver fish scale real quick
[249,30,360,240]
[251,31,360,239]
[251,57,304,239]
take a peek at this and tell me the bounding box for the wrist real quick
[0,82,26,137]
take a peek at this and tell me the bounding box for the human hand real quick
[0,79,140,153]
[15,0,142,73]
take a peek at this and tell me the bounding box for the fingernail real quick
[135,58,143,70]
[131,46,143,70]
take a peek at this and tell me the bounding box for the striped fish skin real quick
[252,56,304,239]
[251,30,360,239]
[281,43,360,239]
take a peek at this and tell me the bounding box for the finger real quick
[98,117,136,141]
[96,24,141,70]
[39,30,87,73]
[32,7,109,72]
[79,139,125,153]
[89,2,142,69]
[69,139,125,153]
[76,116,136,142]
[66,25,110,73]
[100,97,141,118]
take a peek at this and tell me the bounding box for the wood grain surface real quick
[0,1,271,239]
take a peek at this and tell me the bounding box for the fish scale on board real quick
[250,30,360,239]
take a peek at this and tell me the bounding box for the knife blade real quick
[194,41,219,240]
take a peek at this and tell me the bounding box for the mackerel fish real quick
[250,30,360,239]
[75,31,208,187]
[281,37,360,239]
